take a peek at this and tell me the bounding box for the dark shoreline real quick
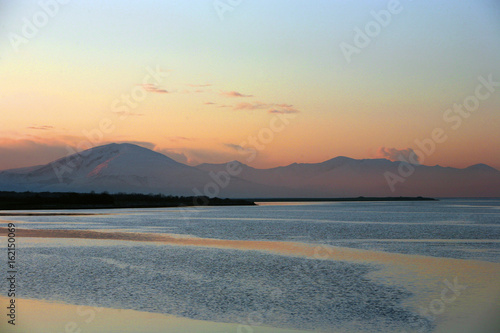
[0,191,438,211]
[0,191,255,210]
[251,196,437,202]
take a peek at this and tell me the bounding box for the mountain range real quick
[0,143,498,198]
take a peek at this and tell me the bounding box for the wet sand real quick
[0,296,312,333]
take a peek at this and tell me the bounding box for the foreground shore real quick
[0,296,313,333]
[1,200,498,333]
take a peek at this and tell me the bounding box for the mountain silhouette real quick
[1,143,499,197]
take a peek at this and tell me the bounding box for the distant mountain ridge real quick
[0,143,499,197]
[197,156,500,197]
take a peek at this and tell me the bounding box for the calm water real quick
[1,199,499,332]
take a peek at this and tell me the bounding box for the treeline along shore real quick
[0,191,255,210]
[251,196,437,202]
[0,191,437,210]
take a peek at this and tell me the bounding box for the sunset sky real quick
[1,0,500,171]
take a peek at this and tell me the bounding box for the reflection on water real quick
[2,200,498,238]
[0,199,499,332]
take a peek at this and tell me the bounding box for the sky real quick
[1,0,500,171]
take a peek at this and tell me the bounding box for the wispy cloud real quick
[224,143,253,153]
[204,102,216,105]
[268,107,299,114]
[220,91,253,98]
[112,111,144,117]
[27,125,54,130]
[141,83,168,94]
[232,102,300,114]
[166,136,196,143]
[187,83,212,88]
[376,147,420,164]
[233,102,270,110]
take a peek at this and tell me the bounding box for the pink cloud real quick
[166,136,196,143]
[220,91,253,98]
[233,102,270,110]
[268,107,299,114]
[187,83,212,87]
[141,84,168,94]
[27,125,54,130]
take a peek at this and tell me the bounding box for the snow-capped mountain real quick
[0,143,499,197]
[0,143,288,197]
[0,143,200,194]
